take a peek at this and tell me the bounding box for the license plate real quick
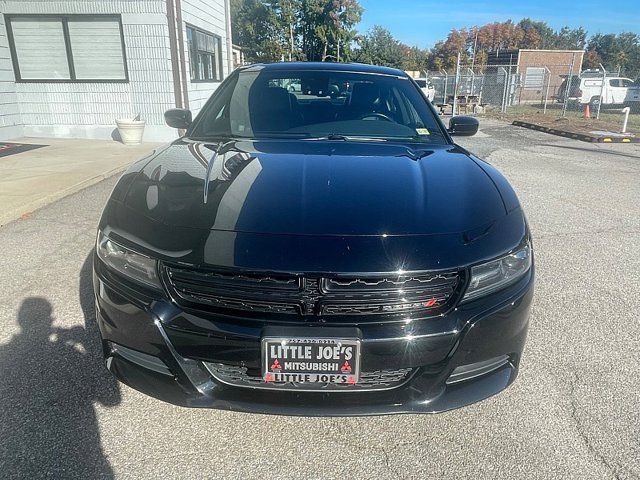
[262,337,361,384]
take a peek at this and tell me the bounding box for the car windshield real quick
[189,68,446,143]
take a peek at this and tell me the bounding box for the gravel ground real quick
[0,119,638,479]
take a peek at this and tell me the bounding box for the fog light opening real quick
[446,355,510,385]
[108,341,173,376]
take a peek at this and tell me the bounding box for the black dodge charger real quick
[94,62,534,415]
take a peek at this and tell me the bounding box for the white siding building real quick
[0,0,233,142]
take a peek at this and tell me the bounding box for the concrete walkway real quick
[0,138,162,226]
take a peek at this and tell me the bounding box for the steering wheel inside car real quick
[359,112,393,122]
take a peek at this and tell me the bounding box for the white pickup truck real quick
[559,73,635,106]
[625,80,640,112]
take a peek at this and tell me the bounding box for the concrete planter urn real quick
[116,116,145,145]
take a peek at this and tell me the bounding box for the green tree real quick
[230,4,640,79]
[327,0,363,61]
[231,0,288,62]
[299,0,363,61]
[554,26,587,50]
[587,32,640,77]
[279,0,303,61]
[232,0,361,63]
[400,45,431,72]
[352,26,405,68]
[517,19,556,49]
[583,49,602,70]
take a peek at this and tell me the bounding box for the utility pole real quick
[289,22,293,61]
[335,5,344,63]
[470,30,478,70]
[561,53,576,118]
[283,0,293,61]
[452,52,461,116]
[596,64,606,119]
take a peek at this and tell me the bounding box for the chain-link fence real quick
[425,62,639,133]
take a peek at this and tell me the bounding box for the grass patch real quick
[484,103,640,136]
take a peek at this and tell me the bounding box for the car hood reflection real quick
[122,138,507,236]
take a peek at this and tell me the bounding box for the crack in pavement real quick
[325,419,404,479]
[568,372,623,480]
[380,446,402,479]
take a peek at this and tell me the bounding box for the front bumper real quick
[93,259,534,416]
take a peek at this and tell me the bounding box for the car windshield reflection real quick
[189,69,446,144]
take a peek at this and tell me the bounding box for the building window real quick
[6,15,128,82]
[524,67,545,89]
[187,25,223,82]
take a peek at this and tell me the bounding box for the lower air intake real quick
[204,362,414,392]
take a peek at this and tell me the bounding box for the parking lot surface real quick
[0,119,638,479]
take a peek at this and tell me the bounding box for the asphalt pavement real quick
[0,119,638,479]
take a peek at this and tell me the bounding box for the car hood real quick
[119,139,507,236]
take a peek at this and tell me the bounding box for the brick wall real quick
[518,50,584,102]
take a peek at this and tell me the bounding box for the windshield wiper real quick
[187,134,249,143]
[302,134,386,142]
[254,132,310,138]
[324,134,349,141]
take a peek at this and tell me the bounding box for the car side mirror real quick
[448,116,479,136]
[164,108,192,129]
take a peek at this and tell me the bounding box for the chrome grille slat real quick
[175,293,300,314]
[164,266,461,319]
[204,362,413,391]
[322,273,459,292]
[168,268,301,291]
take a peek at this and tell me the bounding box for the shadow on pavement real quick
[540,143,640,160]
[0,253,121,478]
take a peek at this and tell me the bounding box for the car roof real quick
[238,62,408,77]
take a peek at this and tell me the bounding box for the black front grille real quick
[164,266,462,321]
[204,362,414,391]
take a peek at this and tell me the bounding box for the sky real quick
[357,0,640,48]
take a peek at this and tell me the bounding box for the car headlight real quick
[462,241,532,302]
[96,231,161,288]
